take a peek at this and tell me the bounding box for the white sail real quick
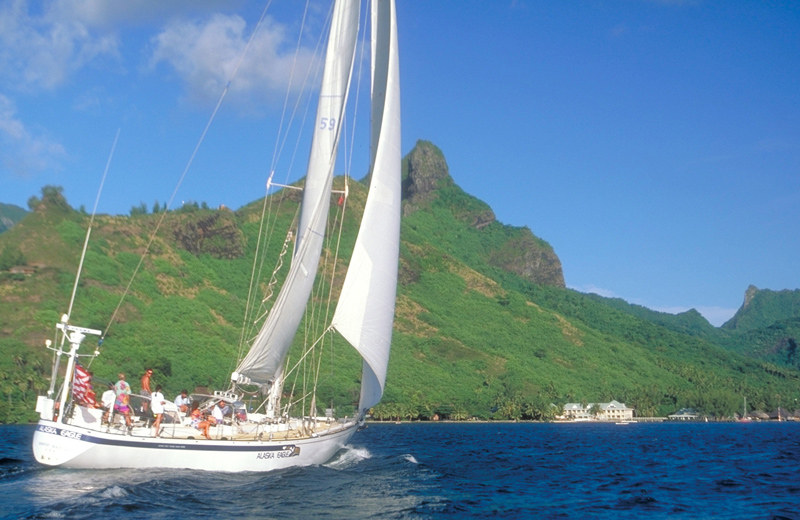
[235,0,360,385]
[331,0,401,412]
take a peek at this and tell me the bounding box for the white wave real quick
[98,484,128,499]
[325,444,372,469]
[402,453,418,464]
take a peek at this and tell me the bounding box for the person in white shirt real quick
[151,385,167,437]
[101,383,115,424]
[174,389,191,414]
[212,401,225,425]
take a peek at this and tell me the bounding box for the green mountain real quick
[1,141,798,423]
[723,285,800,332]
[714,286,800,368]
[0,202,27,233]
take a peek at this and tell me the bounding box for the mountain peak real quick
[403,139,455,211]
[743,284,759,309]
[401,139,564,288]
[723,285,800,331]
[402,140,496,229]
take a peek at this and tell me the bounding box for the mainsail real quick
[234,0,360,385]
[331,0,401,412]
[235,0,400,415]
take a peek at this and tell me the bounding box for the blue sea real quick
[1,422,799,519]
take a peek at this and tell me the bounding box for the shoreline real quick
[365,417,800,425]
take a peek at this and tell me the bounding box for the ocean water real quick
[1,421,799,519]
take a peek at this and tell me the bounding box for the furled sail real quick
[331,0,401,412]
[234,0,360,385]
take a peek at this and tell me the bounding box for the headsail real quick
[331,0,401,413]
[234,0,360,385]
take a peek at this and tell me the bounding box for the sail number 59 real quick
[320,117,337,130]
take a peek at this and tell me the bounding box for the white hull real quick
[33,417,358,472]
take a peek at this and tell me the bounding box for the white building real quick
[562,400,634,421]
[668,408,700,421]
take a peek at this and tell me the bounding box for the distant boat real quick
[739,396,751,423]
[32,0,401,472]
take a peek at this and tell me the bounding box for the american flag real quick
[72,364,97,407]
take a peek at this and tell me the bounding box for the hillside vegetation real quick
[1,141,799,423]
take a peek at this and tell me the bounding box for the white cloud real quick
[46,0,164,27]
[0,0,119,91]
[47,0,236,28]
[1,1,323,105]
[149,13,318,107]
[0,93,66,177]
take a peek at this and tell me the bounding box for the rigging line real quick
[236,5,336,387]
[307,199,339,344]
[66,128,120,323]
[282,326,328,392]
[232,0,317,366]
[307,185,349,404]
[242,184,288,344]
[257,15,328,302]
[235,2,328,362]
[237,196,299,362]
[269,0,312,175]
[299,3,363,376]
[321,185,349,335]
[283,356,301,417]
[273,1,334,189]
[306,2,371,392]
[308,1,367,338]
[273,3,334,184]
[237,181,273,362]
[343,0,369,181]
[302,179,347,389]
[301,1,370,409]
[102,2,274,340]
[311,189,346,352]
[307,0,369,386]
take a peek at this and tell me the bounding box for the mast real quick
[55,322,102,423]
[233,0,360,386]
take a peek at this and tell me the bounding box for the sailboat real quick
[739,396,751,422]
[31,0,401,472]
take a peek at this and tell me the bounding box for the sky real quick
[1,1,798,327]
